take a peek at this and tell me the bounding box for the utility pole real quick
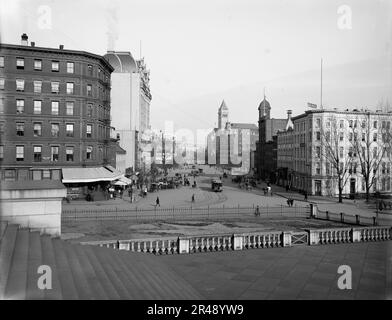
[320,58,323,109]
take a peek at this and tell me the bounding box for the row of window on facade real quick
[1,79,93,96]
[1,99,109,119]
[0,56,109,82]
[11,122,92,138]
[1,168,61,181]
[0,145,100,162]
[296,117,391,131]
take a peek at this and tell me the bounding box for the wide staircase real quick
[0,224,203,300]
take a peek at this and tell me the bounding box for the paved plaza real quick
[159,241,392,300]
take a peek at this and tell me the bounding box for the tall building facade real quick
[103,51,152,173]
[256,96,287,181]
[0,34,115,181]
[207,100,258,174]
[277,108,392,196]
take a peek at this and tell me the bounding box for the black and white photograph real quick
[0,0,391,308]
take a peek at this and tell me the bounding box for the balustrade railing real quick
[81,225,392,254]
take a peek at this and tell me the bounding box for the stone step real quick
[72,243,108,299]
[91,245,134,299]
[82,245,121,299]
[62,242,94,299]
[4,228,29,299]
[26,231,44,300]
[0,224,18,299]
[109,249,160,299]
[141,254,203,299]
[40,235,63,299]
[52,238,79,299]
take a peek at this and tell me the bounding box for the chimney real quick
[21,33,28,46]
[59,45,64,50]
[31,42,35,47]
[287,110,292,120]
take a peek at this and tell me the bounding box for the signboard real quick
[307,103,317,109]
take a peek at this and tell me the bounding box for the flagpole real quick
[320,58,323,109]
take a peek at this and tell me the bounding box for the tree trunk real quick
[338,179,343,203]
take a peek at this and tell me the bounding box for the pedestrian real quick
[192,194,195,203]
[304,191,308,201]
[255,205,260,216]
[156,196,160,207]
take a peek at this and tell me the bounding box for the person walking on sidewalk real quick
[156,196,160,207]
[191,194,195,203]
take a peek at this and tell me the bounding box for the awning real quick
[62,166,123,184]
[112,175,133,186]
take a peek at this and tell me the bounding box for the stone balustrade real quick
[81,225,392,254]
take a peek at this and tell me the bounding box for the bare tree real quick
[320,116,352,203]
[349,114,387,202]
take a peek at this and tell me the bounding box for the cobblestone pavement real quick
[158,241,392,300]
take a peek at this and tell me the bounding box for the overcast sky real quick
[1,0,391,132]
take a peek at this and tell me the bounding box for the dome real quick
[104,51,138,73]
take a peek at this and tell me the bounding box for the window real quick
[382,121,386,129]
[339,120,344,129]
[16,99,24,113]
[16,79,24,91]
[339,147,344,158]
[362,133,365,142]
[34,59,42,70]
[34,146,42,162]
[0,78,4,90]
[362,121,366,128]
[0,56,4,67]
[316,118,321,128]
[66,147,74,161]
[51,82,60,94]
[87,104,93,117]
[33,80,42,93]
[66,102,74,115]
[51,146,59,162]
[349,147,353,157]
[88,64,93,75]
[67,62,74,73]
[349,133,353,142]
[16,58,24,69]
[373,147,378,158]
[66,124,74,137]
[33,100,42,114]
[51,123,59,137]
[16,122,24,136]
[0,145,3,160]
[373,121,377,129]
[373,133,377,142]
[325,131,330,142]
[51,101,59,115]
[316,162,321,175]
[52,61,59,72]
[86,124,92,138]
[86,146,92,160]
[42,170,51,179]
[339,132,344,142]
[326,162,330,175]
[66,82,74,94]
[316,132,320,141]
[16,146,24,161]
[32,170,42,180]
[33,123,42,137]
[316,146,321,158]
[349,120,353,128]
[87,84,92,97]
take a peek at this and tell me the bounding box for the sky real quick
[0,0,391,132]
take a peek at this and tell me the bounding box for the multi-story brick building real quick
[0,34,116,183]
[277,108,392,197]
[256,96,287,182]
